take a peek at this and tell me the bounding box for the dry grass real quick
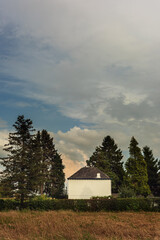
[0,211,159,240]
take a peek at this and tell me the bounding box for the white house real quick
[67,166,111,199]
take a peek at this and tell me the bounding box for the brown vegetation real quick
[0,211,159,240]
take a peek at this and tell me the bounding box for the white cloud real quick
[0,130,9,159]
[1,0,160,175]
[50,126,130,178]
[51,124,160,178]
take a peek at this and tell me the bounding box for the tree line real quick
[87,135,160,197]
[0,115,160,202]
[0,115,65,205]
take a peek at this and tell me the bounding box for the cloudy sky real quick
[0,0,160,178]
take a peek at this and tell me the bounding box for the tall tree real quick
[35,130,65,198]
[125,137,150,197]
[45,151,65,198]
[143,146,160,196]
[0,115,35,205]
[87,135,124,192]
[27,131,43,195]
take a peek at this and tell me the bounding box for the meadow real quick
[0,211,159,240]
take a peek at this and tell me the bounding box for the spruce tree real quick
[35,130,65,197]
[46,152,65,198]
[143,146,160,196]
[87,135,124,192]
[125,137,150,196]
[0,115,35,205]
[27,131,43,194]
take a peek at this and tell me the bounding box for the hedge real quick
[0,198,160,212]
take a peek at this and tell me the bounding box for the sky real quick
[0,0,160,178]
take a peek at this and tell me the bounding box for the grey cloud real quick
[1,0,160,159]
[107,96,158,122]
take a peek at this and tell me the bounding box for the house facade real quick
[67,166,111,199]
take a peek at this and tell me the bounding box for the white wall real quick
[68,179,111,199]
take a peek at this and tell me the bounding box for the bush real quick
[0,198,160,212]
[0,199,4,211]
[28,199,56,211]
[31,194,51,201]
[118,185,136,198]
[0,199,19,211]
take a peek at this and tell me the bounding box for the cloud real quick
[1,0,160,175]
[50,126,129,178]
[52,124,160,178]
[0,130,9,161]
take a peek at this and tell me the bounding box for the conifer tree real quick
[27,131,43,194]
[87,135,124,192]
[143,146,160,196]
[35,130,65,197]
[125,137,150,196]
[45,152,65,198]
[0,115,35,205]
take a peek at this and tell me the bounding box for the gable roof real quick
[68,167,110,180]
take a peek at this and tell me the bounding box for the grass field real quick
[0,211,159,240]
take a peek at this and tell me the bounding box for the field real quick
[0,211,160,240]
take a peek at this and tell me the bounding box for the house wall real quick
[68,179,111,199]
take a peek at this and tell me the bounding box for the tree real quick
[143,146,160,196]
[125,137,150,197]
[87,135,124,192]
[118,184,136,198]
[0,116,65,202]
[0,178,13,198]
[0,115,35,205]
[35,130,65,198]
[27,131,43,195]
[46,152,65,198]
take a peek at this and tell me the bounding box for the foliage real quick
[87,136,124,193]
[31,194,51,201]
[125,137,151,197]
[118,184,136,198]
[0,198,160,212]
[0,199,19,211]
[143,146,160,196]
[34,130,65,198]
[0,115,35,206]
[0,180,13,198]
[0,116,65,202]
[91,196,113,199]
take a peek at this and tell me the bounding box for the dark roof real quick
[68,167,110,180]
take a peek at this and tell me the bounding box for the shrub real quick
[0,197,160,212]
[31,194,51,201]
[1,199,19,211]
[0,199,4,211]
[118,185,136,198]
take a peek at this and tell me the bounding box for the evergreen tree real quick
[0,115,35,205]
[0,179,13,198]
[27,132,43,195]
[143,146,160,196]
[46,152,65,198]
[125,137,150,197]
[87,136,124,192]
[35,130,65,198]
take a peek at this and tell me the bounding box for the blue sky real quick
[0,74,81,132]
[1,0,160,177]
